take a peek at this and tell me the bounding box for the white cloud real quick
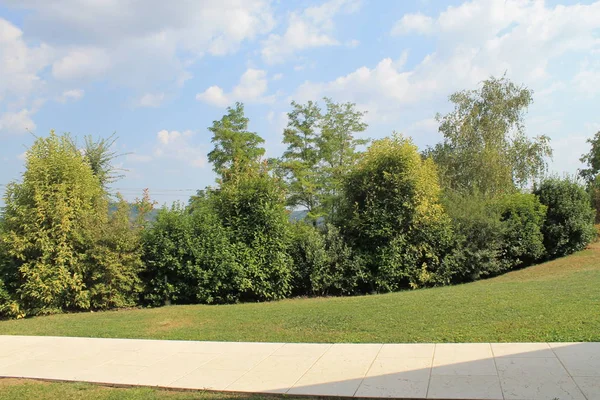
[0,109,36,136]
[272,73,283,81]
[296,1,600,122]
[196,68,273,107]
[52,47,111,81]
[136,92,165,108]
[346,39,360,48]
[6,0,275,90]
[391,13,434,36]
[196,86,229,107]
[0,18,52,102]
[574,60,600,97]
[261,0,361,64]
[154,129,206,168]
[56,89,84,103]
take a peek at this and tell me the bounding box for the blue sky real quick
[1,0,599,205]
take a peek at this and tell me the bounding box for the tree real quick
[579,131,600,222]
[207,103,265,180]
[579,131,600,184]
[340,134,455,290]
[318,98,368,221]
[80,133,125,189]
[534,178,596,258]
[211,163,292,301]
[279,100,323,223]
[428,76,552,196]
[1,131,106,315]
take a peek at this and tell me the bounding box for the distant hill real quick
[108,203,159,222]
[289,209,309,221]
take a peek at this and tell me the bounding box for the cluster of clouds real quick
[1,0,600,176]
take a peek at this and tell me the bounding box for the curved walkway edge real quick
[0,335,598,399]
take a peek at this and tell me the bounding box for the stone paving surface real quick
[0,335,599,399]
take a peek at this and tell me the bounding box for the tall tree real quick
[2,131,106,315]
[207,102,265,180]
[428,76,552,196]
[318,98,368,221]
[279,100,323,223]
[579,131,600,222]
[579,131,600,184]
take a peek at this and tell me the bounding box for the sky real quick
[1,0,599,206]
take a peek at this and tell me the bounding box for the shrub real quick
[495,192,546,268]
[340,135,456,290]
[288,222,368,296]
[534,178,596,258]
[288,222,327,296]
[141,203,243,306]
[311,224,368,296]
[86,196,145,310]
[1,132,106,315]
[211,165,292,301]
[589,175,600,224]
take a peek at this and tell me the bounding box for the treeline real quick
[1,76,598,318]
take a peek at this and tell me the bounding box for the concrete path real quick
[0,336,598,399]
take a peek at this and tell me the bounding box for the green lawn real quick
[0,242,599,343]
[0,379,296,400]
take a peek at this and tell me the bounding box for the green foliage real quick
[80,133,125,188]
[211,165,292,301]
[590,175,600,223]
[442,192,504,281]
[86,195,146,310]
[496,192,547,268]
[341,134,455,290]
[207,102,265,180]
[319,98,369,222]
[0,131,148,317]
[277,98,368,225]
[279,101,323,223]
[0,279,21,319]
[579,131,600,184]
[534,178,596,258]
[288,223,366,296]
[2,132,105,315]
[429,75,552,196]
[141,202,243,306]
[579,132,600,222]
[288,222,327,295]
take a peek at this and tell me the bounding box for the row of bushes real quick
[0,134,597,318]
[138,138,597,305]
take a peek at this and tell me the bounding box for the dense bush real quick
[340,135,456,290]
[1,133,107,315]
[441,192,504,281]
[142,166,293,304]
[496,192,546,268]
[442,191,546,281]
[211,166,293,301]
[141,203,244,306]
[0,132,155,317]
[534,178,596,258]
[288,222,327,296]
[289,222,367,296]
[86,197,148,310]
[589,175,600,223]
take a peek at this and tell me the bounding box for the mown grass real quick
[0,379,297,400]
[0,242,599,343]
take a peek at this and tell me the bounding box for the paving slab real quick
[0,335,596,399]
